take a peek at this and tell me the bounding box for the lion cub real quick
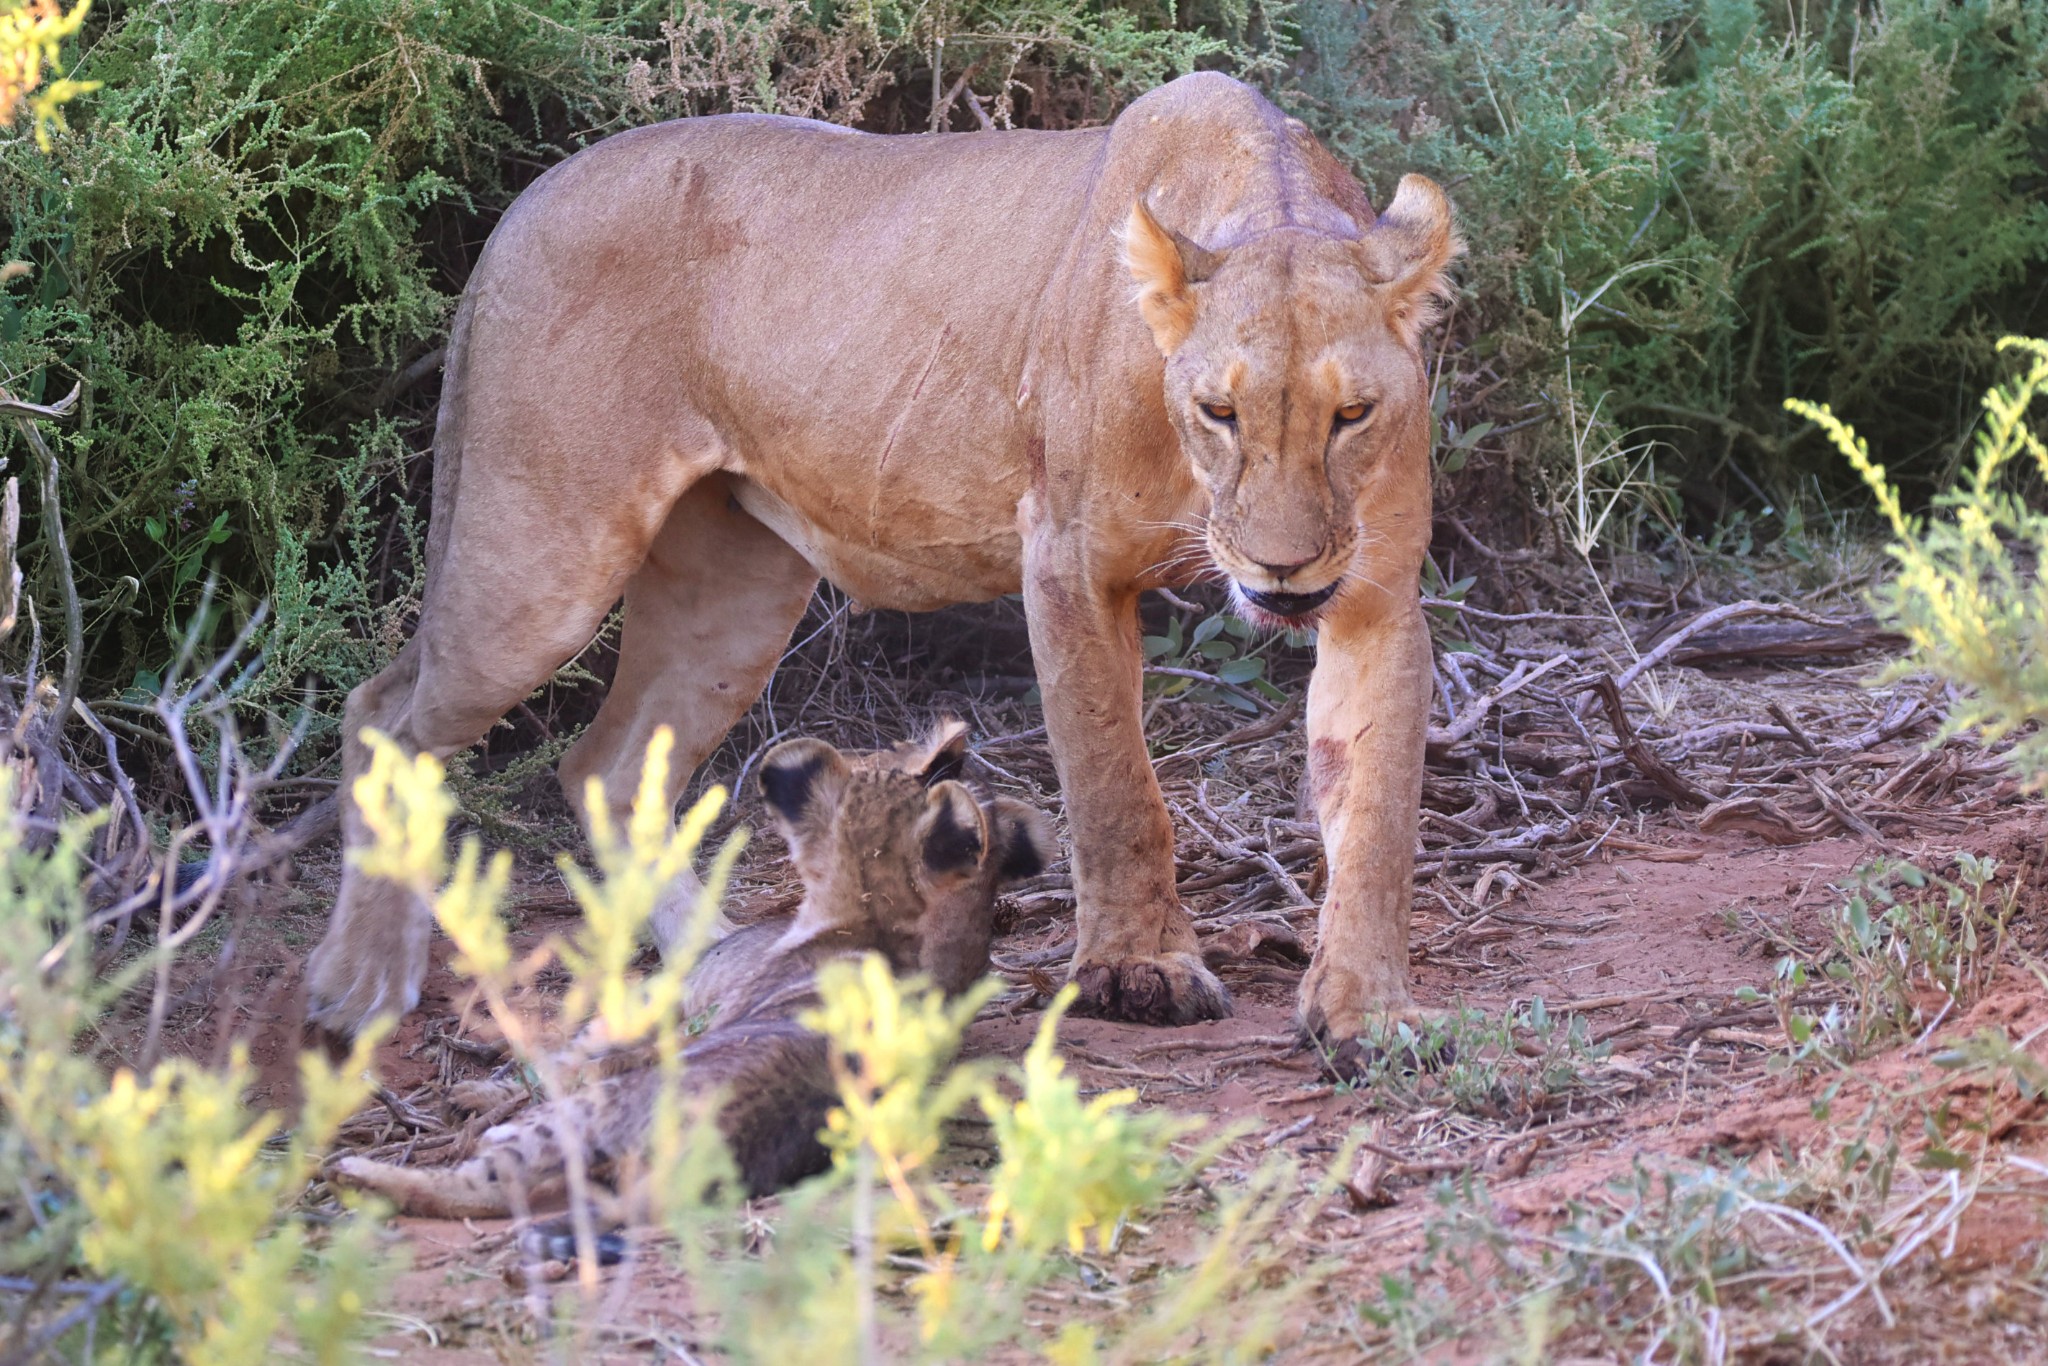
[331,721,1050,1218]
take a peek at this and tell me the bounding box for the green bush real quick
[0,0,1270,728]
[1286,0,2048,520]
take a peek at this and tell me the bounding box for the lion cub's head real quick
[1123,174,1461,626]
[757,719,1053,993]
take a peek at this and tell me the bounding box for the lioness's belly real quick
[728,476,1022,611]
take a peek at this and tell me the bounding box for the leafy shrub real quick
[1286,0,2048,522]
[0,0,1272,730]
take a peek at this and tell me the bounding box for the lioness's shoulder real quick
[1110,73,1372,230]
[1120,71,1271,125]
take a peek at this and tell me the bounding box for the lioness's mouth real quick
[1237,582,1338,622]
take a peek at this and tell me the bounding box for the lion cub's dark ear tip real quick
[920,781,986,875]
[917,716,971,785]
[760,739,836,821]
[991,798,1057,883]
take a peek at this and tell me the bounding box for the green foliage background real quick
[1290,0,2048,513]
[1,0,2044,724]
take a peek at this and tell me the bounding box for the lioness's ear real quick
[918,780,991,880]
[1359,174,1462,347]
[1123,199,1221,356]
[987,796,1056,885]
[759,738,852,849]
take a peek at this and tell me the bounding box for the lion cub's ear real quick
[918,780,992,882]
[759,738,852,856]
[906,716,970,786]
[1358,174,1462,348]
[1123,199,1222,356]
[987,797,1056,885]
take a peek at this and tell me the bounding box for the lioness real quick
[331,721,1052,1216]
[306,71,1457,1045]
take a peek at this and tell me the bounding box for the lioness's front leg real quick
[1021,529,1232,1025]
[1298,598,1433,1042]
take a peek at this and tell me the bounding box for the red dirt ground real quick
[126,799,2048,1362]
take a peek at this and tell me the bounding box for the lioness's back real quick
[476,114,1108,320]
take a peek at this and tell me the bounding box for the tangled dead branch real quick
[1,385,317,1067]
[650,570,2008,1011]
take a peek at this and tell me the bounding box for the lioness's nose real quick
[1257,555,1319,582]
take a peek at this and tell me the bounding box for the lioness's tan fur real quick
[306,72,1457,1045]
[330,723,1051,1217]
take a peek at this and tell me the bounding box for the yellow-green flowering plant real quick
[1788,336,2048,782]
[978,987,1198,1257]
[0,768,388,1363]
[0,0,97,148]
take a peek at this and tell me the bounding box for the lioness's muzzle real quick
[1239,583,1338,619]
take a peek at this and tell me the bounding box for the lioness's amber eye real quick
[1335,400,1371,425]
[1200,401,1236,423]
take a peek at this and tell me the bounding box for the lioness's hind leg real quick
[560,475,818,948]
[308,490,651,1036]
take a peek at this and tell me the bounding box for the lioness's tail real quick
[422,288,478,580]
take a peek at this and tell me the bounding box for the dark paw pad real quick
[523,1221,627,1267]
[1071,958,1234,1026]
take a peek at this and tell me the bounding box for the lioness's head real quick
[759,719,1053,994]
[1124,175,1460,625]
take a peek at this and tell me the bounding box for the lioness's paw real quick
[1298,963,1449,1082]
[304,908,429,1038]
[1071,952,1233,1025]
[1296,959,1418,1041]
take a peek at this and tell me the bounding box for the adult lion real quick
[306,72,1458,1045]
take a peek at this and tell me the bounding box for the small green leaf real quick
[1216,657,1265,683]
